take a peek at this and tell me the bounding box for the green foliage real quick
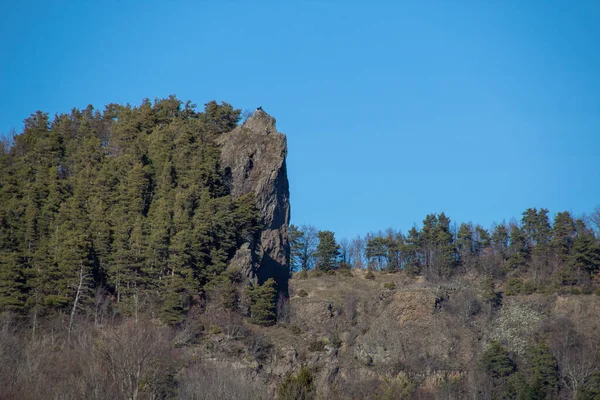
[479,340,516,380]
[277,366,315,400]
[419,213,457,279]
[308,339,326,352]
[577,372,600,400]
[0,97,256,319]
[315,230,340,271]
[383,282,396,290]
[525,342,559,399]
[329,332,342,348]
[365,270,375,280]
[246,278,277,326]
[376,373,417,400]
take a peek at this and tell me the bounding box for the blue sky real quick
[1,1,599,240]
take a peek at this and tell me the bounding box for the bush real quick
[294,270,308,280]
[383,282,396,290]
[376,373,417,400]
[277,366,314,400]
[289,324,302,335]
[308,339,326,352]
[505,277,522,296]
[339,269,354,277]
[329,332,342,349]
[568,287,582,295]
[365,270,375,280]
[311,270,323,278]
[297,289,308,298]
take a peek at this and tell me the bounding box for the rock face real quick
[217,109,290,291]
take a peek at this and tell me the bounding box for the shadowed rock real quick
[217,109,290,291]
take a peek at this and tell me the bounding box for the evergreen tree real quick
[508,225,529,269]
[570,219,600,277]
[315,231,340,271]
[246,278,277,326]
[551,211,576,261]
[492,224,510,259]
[480,340,516,380]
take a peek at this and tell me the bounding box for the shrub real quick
[505,277,522,296]
[365,270,375,280]
[297,289,308,298]
[311,270,323,278]
[308,339,326,352]
[339,269,354,277]
[277,366,314,400]
[376,373,417,400]
[295,270,308,280]
[289,324,302,335]
[568,287,582,295]
[521,280,536,295]
[329,332,342,349]
[383,282,396,290]
[209,324,222,335]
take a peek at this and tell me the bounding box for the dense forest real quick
[1,98,600,399]
[0,97,262,325]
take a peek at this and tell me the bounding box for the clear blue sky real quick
[1,1,599,240]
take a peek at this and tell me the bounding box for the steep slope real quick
[217,109,291,290]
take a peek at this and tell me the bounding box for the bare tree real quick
[97,319,172,400]
[547,317,599,395]
[349,235,366,268]
[68,262,88,342]
[289,224,318,271]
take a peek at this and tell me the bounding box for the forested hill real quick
[0,97,267,323]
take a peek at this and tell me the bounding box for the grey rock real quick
[217,109,290,290]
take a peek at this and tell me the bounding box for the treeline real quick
[0,96,263,324]
[290,207,600,291]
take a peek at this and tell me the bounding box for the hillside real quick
[1,101,600,399]
[2,269,599,399]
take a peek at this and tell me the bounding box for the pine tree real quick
[315,231,340,271]
[246,278,277,326]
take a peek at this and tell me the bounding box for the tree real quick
[288,225,318,272]
[246,278,277,326]
[491,224,510,259]
[315,231,340,271]
[577,372,600,400]
[480,340,516,380]
[366,235,388,270]
[551,211,576,261]
[456,223,475,268]
[508,224,529,270]
[570,219,600,278]
[419,213,457,279]
[526,342,559,399]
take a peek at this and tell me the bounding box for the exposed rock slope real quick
[217,109,290,289]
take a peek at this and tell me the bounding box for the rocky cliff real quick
[217,109,290,290]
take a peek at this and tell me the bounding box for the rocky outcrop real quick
[217,109,290,290]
